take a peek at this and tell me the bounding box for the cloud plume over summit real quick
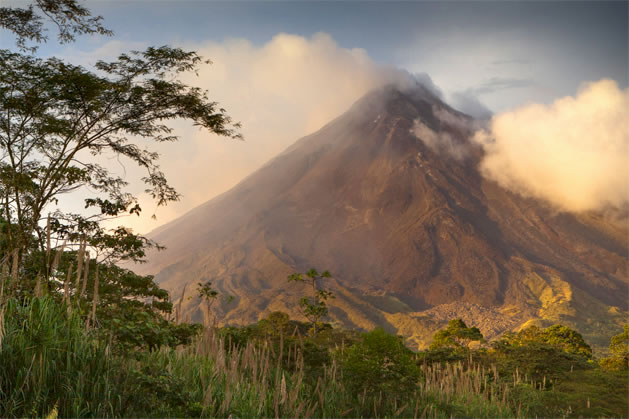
[474,79,629,212]
[110,33,415,233]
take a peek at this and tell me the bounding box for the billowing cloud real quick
[411,107,475,161]
[412,119,469,161]
[99,33,412,233]
[474,79,629,212]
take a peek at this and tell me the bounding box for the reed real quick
[1,294,596,418]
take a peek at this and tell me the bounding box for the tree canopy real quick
[497,324,592,359]
[429,318,484,351]
[340,328,421,401]
[0,46,240,282]
[0,0,112,51]
[1,1,240,354]
[601,324,629,371]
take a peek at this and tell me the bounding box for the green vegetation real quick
[600,324,629,371]
[340,328,421,401]
[430,319,484,351]
[1,297,627,417]
[288,268,335,336]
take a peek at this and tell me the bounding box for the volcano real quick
[140,84,628,350]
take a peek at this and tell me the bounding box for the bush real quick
[600,324,628,371]
[491,341,591,382]
[339,328,421,401]
[418,346,466,364]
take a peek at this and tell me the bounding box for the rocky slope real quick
[139,84,628,350]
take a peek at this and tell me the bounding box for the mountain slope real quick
[141,84,628,350]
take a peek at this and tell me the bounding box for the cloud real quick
[95,33,413,233]
[474,79,629,212]
[411,107,474,161]
[490,58,531,66]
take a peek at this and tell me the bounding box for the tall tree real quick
[429,318,483,350]
[0,46,240,291]
[0,0,236,356]
[288,268,334,336]
[608,324,629,369]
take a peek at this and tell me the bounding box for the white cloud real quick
[474,79,629,212]
[411,107,475,161]
[86,33,410,233]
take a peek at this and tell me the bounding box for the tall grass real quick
[1,296,573,418]
[0,297,122,417]
[161,327,515,418]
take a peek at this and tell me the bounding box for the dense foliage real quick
[430,319,483,349]
[600,324,629,371]
[1,297,627,418]
[340,328,421,400]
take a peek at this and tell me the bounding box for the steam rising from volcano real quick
[474,79,629,212]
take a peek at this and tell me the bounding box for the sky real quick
[1,1,627,233]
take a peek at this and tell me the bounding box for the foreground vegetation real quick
[1,296,627,418]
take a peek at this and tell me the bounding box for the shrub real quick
[600,324,628,371]
[339,328,421,401]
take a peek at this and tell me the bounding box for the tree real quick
[197,280,219,325]
[0,0,241,358]
[1,0,112,52]
[429,318,484,351]
[0,46,240,291]
[542,325,592,359]
[256,311,293,337]
[1,1,240,352]
[288,268,334,336]
[10,245,200,352]
[497,324,592,359]
[490,324,593,381]
[601,324,629,371]
[196,280,233,326]
[339,328,421,405]
[89,262,201,352]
